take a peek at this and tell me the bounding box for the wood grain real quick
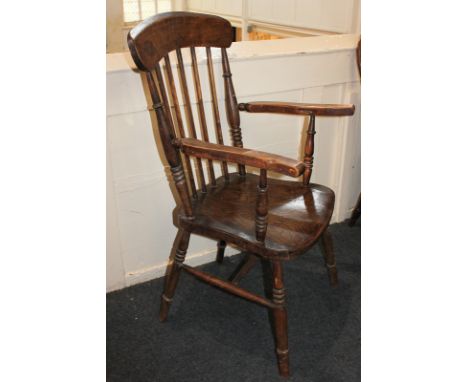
[176,138,305,177]
[128,12,232,70]
[239,101,355,116]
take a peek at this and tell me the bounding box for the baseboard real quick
[117,246,239,291]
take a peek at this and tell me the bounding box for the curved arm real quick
[238,101,355,117]
[175,138,305,178]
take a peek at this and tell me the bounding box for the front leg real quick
[268,260,290,377]
[159,229,191,322]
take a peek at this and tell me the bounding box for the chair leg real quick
[159,229,191,322]
[348,193,361,227]
[320,229,338,287]
[216,240,226,264]
[270,260,289,377]
[229,253,259,285]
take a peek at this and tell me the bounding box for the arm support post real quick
[303,115,316,185]
[256,169,268,242]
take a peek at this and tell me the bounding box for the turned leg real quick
[348,194,361,227]
[270,260,289,377]
[320,229,338,287]
[216,240,226,264]
[229,253,259,285]
[159,229,191,322]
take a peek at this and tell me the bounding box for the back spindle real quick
[162,56,197,198]
[190,47,216,186]
[145,71,193,217]
[206,47,229,181]
[221,48,245,176]
[176,48,207,193]
[154,63,176,138]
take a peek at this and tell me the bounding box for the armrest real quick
[176,138,305,178]
[238,101,355,116]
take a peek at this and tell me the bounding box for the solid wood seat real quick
[176,173,335,258]
[127,11,355,378]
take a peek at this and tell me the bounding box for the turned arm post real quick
[256,169,268,242]
[302,114,316,186]
[221,48,246,176]
[146,72,193,218]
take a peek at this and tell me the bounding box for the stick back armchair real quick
[127,12,354,378]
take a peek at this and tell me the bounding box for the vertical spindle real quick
[190,47,216,186]
[303,115,316,186]
[145,71,193,217]
[206,47,229,181]
[163,55,197,198]
[221,48,245,176]
[176,48,207,193]
[256,169,268,242]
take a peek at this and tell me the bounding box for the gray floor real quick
[107,222,360,381]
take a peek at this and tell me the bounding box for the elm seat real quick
[176,174,335,258]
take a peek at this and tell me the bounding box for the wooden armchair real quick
[127,12,354,378]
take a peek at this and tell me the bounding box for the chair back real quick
[127,12,245,216]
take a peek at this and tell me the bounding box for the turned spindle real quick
[303,114,316,186]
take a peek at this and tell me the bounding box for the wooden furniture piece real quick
[348,38,361,227]
[127,12,354,378]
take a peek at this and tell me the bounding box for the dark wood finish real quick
[206,47,229,180]
[216,240,226,263]
[320,229,338,287]
[181,264,280,309]
[145,71,193,217]
[222,48,245,176]
[127,12,356,377]
[256,169,268,242]
[270,260,289,377]
[176,138,305,177]
[176,48,207,193]
[302,115,316,186]
[127,12,232,70]
[160,229,191,321]
[163,55,198,198]
[229,253,259,285]
[239,101,355,116]
[348,193,361,227]
[190,47,216,186]
[154,63,176,137]
[176,174,335,259]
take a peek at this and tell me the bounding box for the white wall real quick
[107,0,124,52]
[187,0,243,17]
[187,0,361,35]
[248,0,357,33]
[106,34,361,292]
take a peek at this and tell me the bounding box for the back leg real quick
[229,253,259,285]
[216,240,226,264]
[159,229,191,322]
[348,193,361,227]
[320,229,338,287]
